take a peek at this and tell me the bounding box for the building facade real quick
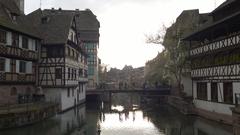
[184,0,240,124]
[27,9,88,111]
[76,10,100,89]
[0,0,41,105]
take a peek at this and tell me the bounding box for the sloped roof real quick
[183,10,240,41]
[41,9,100,42]
[42,9,100,31]
[26,9,75,45]
[0,0,20,15]
[212,0,235,14]
[0,0,40,39]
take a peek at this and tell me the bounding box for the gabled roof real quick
[41,9,100,42]
[0,0,20,15]
[42,9,100,31]
[0,0,40,39]
[211,0,235,14]
[26,9,75,45]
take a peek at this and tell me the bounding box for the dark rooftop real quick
[26,9,75,45]
[0,0,40,39]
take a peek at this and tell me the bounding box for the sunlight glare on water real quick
[99,110,164,135]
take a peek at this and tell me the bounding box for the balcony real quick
[190,32,240,57]
[0,44,38,61]
[0,72,35,83]
[191,64,240,80]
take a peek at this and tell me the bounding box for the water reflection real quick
[0,93,235,135]
[0,104,86,135]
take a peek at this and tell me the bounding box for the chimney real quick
[13,0,25,14]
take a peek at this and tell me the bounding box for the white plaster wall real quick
[233,82,240,104]
[5,58,10,72]
[218,83,223,102]
[28,38,36,51]
[19,35,22,48]
[16,60,19,73]
[61,87,78,111]
[207,83,211,101]
[79,83,86,102]
[194,99,234,115]
[26,62,32,74]
[68,29,76,43]
[6,32,11,45]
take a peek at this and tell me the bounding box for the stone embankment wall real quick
[0,103,58,129]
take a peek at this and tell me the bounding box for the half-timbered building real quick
[183,0,240,123]
[27,9,88,111]
[0,0,41,105]
[39,9,100,90]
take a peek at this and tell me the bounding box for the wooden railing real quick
[0,72,35,83]
[190,32,240,56]
[0,44,38,61]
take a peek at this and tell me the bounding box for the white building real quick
[0,0,41,105]
[27,9,88,111]
[183,0,240,124]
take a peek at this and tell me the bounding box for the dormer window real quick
[0,30,6,44]
[12,15,17,21]
[41,17,49,24]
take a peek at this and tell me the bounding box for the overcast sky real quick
[25,0,225,69]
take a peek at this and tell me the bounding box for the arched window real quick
[10,87,17,96]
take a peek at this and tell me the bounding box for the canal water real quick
[0,93,234,135]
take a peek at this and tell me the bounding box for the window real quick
[55,68,62,79]
[19,61,26,73]
[68,68,71,79]
[72,68,74,80]
[223,82,233,104]
[79,68,83,77]
[73,69,75,79]
[211,83,218,102]
[22,36,28,49]
[12,33,19,47]
[67,88,70,97]
[88,67,94,76]
[0,30,6,43]
[47,46,64,57]
[10,87,17,96]
[41,17,49,24]
[197,82,207,100]
[0,58,5,71]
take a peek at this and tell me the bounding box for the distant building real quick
[183,0,240,124]
[105,66,145,90]
[27,9,88,111]
[0,0,41,105]
[74,9,100,90]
